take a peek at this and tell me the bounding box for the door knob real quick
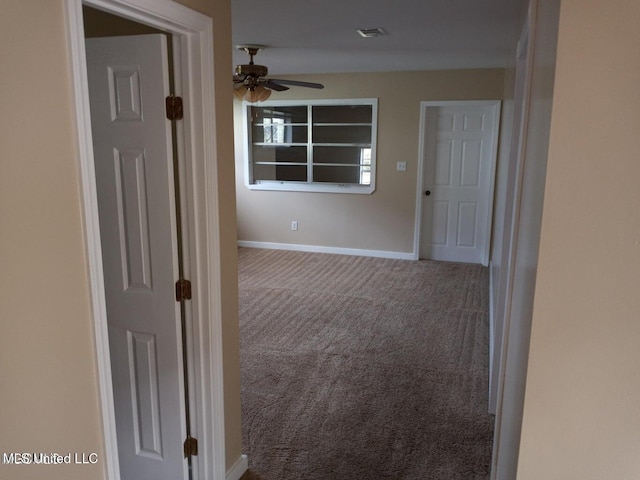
[425,190,431,196]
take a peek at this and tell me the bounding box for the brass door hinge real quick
[166,95,184,120]
[175,278,192,302]
[183,436,198,458]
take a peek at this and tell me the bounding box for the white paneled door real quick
[420,102,499,265]
[86,35,188,480]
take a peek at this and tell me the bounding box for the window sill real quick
[246,181,375,195]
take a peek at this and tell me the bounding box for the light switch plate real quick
[396,161,407,172]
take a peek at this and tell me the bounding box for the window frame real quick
[243,98,378,194]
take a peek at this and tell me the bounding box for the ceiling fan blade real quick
[268,79,325,89]
[263,80,290,92]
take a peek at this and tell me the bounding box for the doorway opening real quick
[65,1,226,479]
[414,100,501,266]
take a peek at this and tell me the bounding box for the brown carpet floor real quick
[238,247,493,480]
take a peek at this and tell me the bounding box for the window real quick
[244,98,378,193]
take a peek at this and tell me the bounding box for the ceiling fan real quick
[233,45,324,102]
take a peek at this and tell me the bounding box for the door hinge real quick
[175,278,192,302]
[166,95,184,121]
[183,436,198,458]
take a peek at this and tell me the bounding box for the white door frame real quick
[65,1,226,479]
[413,100,501,266]
[490,1,538,477]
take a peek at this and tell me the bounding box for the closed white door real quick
[420,102,499,265]
[86,34,188,480]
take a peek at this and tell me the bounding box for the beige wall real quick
[0,0,242,478]
[234,69,505,255]
[0,2,105,479]
[517,0,640,478]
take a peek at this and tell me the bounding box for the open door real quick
[86,34,189,480]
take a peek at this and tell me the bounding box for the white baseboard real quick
[226,454,248,480]
[237,240,416,261]
[488,262,496,415]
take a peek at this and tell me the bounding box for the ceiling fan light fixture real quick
[232,45,324,101]
[356,27,386,38]
[233,84,248,100]
[255,85,272,102]
[239,85,271,103]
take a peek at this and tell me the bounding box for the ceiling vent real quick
[356,27,386,38]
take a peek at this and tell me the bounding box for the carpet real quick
[238,247,493,480]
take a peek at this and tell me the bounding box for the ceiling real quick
[232,0,526,76]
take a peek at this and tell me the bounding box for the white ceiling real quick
[232,0,526,75]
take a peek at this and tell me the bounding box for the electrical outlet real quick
[291,220,298,231]
[396,161,407,172]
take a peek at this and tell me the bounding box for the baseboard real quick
[488,262,496,415]
[226,454,248,480]
[237,240,416,261]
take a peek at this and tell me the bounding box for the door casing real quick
[413,100,501,266]
[65,1,227,479]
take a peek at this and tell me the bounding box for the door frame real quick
[413,100,501,266]
[490,3,535,417]
[65,1,227,479]
[490,1,539,477]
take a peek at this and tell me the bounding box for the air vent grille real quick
[356,27,386,38]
